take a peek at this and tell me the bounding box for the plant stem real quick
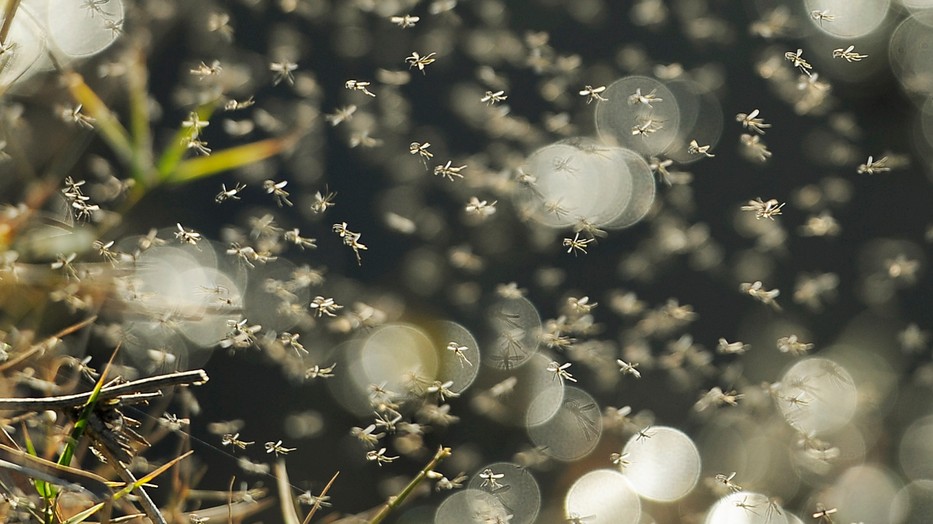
[368,446,451,524]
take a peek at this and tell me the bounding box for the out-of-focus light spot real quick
[467,462,541,524]
[242,258,305,335]
[46,0,125,57]
[899,415,933,481]
[705,491,787,524]
[805,0,890,38]
[484,296,541,370]
[431,320,482,393]
[516,139,655,231]
[775,357,857,435]
[565,469,641,524]
[890,13,933,96]
[662,79,724,164]
[354,323,438,395]
[474,353,564,427]
[435,489,510,524]
[622,426,701,502]
[595,76,681,156]
[891,479,933,524]
[819,464,903,523]
[527,386,601,461]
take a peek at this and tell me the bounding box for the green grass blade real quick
[64,72,135,168]
[155,103,218,180]
[165,129,302,184]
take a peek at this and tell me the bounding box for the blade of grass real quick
[165,129,303,184]
[126,48,154,185]
[21,423,53,500]
[57,344,122,470]
[155,103,218,180]
[0,443,111,500]
[64,72,135,167]
[274,460,301,524]
[62,450,193,524]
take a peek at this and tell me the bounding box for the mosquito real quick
[546,361,577,384]
[406,51,437,74]
[714,472,742,492]
[628,87,662,108]
[391,14,420,28]
[481,90,508,105]
[810,9,834,26]
[785,48,813,76]
[857,155,890,174]
[736,109,771,134]
[617,359,641,378]
[579,85,608,104]
[832,45,867,62]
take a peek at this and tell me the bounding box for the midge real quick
[579,85,608,104]
[736,109,771,134]
[406,51,437,74]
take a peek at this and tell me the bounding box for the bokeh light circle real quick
[431,320,482,394]
[516,139,656,231]
[804,0,890,38]
[595,76,680,156]
[662,78,725,164]
[565,469,641,524]
[775,357,857,436]
[435,489,510,524]
[819,465,903,523]
[483,296,541,370]
[891,479,933,524]
[354,323,439,397]
[474,352,565,427]
[705,492,786,524]
[890,12,933,97]
[622,426,701,502]
[899,415,933,481]
[47,0,124,57]
[527,386,602,461]
[467,462,541,524]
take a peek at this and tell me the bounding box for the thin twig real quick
[302,471,339,524]
[0,369,209,411]
[0,316,97,372]
[0,0,21,45]
[369,446,451,524]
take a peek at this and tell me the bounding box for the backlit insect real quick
[579,85,608,104]
[481,90,508,105]
[635,426,654,441]
[832,45,867,62]
[478,468,508,493]
[221,433,255,450]
[406,51,437,74]
[390,14,420,28]
[410,141,433,168]
[810,9,834,26]
[857,155,890,174]
[617,359,641,378]
[345,79,376,97]
[785,48,812,76]
[546,361,577,384]
[628,87,662,108]
[736,109,771,134]
[812,504,837,523]
[687,139,715,158]
[714,471,742,492]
